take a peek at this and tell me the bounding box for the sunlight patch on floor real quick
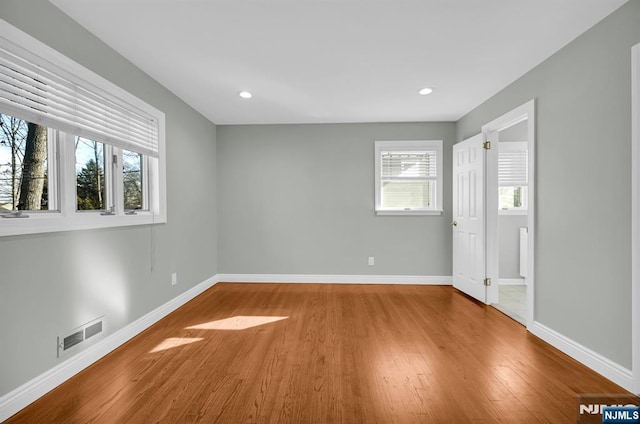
[149,337,204,353]
[186,316,289,330]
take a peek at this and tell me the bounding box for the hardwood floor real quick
[5,283,632,423]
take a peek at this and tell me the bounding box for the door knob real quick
[452,221,458,227]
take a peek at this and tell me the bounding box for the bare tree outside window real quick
[0,114,48,211]
[76,137,105,210]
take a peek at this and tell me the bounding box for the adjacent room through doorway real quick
[493,120,529,325]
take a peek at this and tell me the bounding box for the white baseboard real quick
[499,278,525,285]
[529,321,635,393]
[216,274,452,285]
[0,275,219,423]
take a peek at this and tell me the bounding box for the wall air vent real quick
[84,320,102,340]
[63,330,84,350]
[57,316,105,358]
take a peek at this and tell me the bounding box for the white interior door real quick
[452,134,486,302]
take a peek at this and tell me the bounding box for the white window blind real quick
[381,151,437,180]
[381,151,437,209]
[0,40,159,157]
[498,143,528,187]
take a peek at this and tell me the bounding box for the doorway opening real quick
[483,100,535,327]
[490,120,529,325]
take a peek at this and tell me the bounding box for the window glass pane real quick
[382,180,436,209]
[76,137,106,210]
[0,113,50,211]
[499,186,527,210]
[123,150,143,210]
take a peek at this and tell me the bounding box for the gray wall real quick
[457,0,640,368]
[499,120,527,142]
[499,215,527,279]
[0,0,218,396]
[217,123,455,276]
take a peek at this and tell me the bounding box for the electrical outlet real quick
[368,257,375,266]
[171,272,177,286]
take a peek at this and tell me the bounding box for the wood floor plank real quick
[4,283,634,423]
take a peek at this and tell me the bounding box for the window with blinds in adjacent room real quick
[498,141,528,213]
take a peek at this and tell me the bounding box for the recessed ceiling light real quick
[418,87,434,95]
[238,91,252,99]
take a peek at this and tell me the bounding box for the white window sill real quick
[498,209,528,216]
[0,211,166,237]
[376,209,443,216]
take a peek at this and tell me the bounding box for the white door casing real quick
[482,99,535,325]
[452,134,486,303]
[631,42,640,394]
[485,129,500,305]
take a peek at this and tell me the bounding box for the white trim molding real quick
[530,321,635,393]
[0,275,219,422]
[631,41,640,395]
[217,274,452,285]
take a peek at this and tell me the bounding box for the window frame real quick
[45,129,59,212]
[374,140,443,216]
[0,19,166,237]
[74,137,111,213]
[119,148,149,213]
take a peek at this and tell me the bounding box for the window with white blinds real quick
[375,140,443,215]
[0,19,166,236]
[498,142,528,187]
[498,141,528,212]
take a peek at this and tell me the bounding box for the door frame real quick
[631,42,640,394]
[481,99,536,327]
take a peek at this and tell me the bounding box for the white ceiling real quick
[50,0,627,125]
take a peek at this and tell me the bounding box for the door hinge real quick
[483,277,492,286]
[483,141,491,150]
